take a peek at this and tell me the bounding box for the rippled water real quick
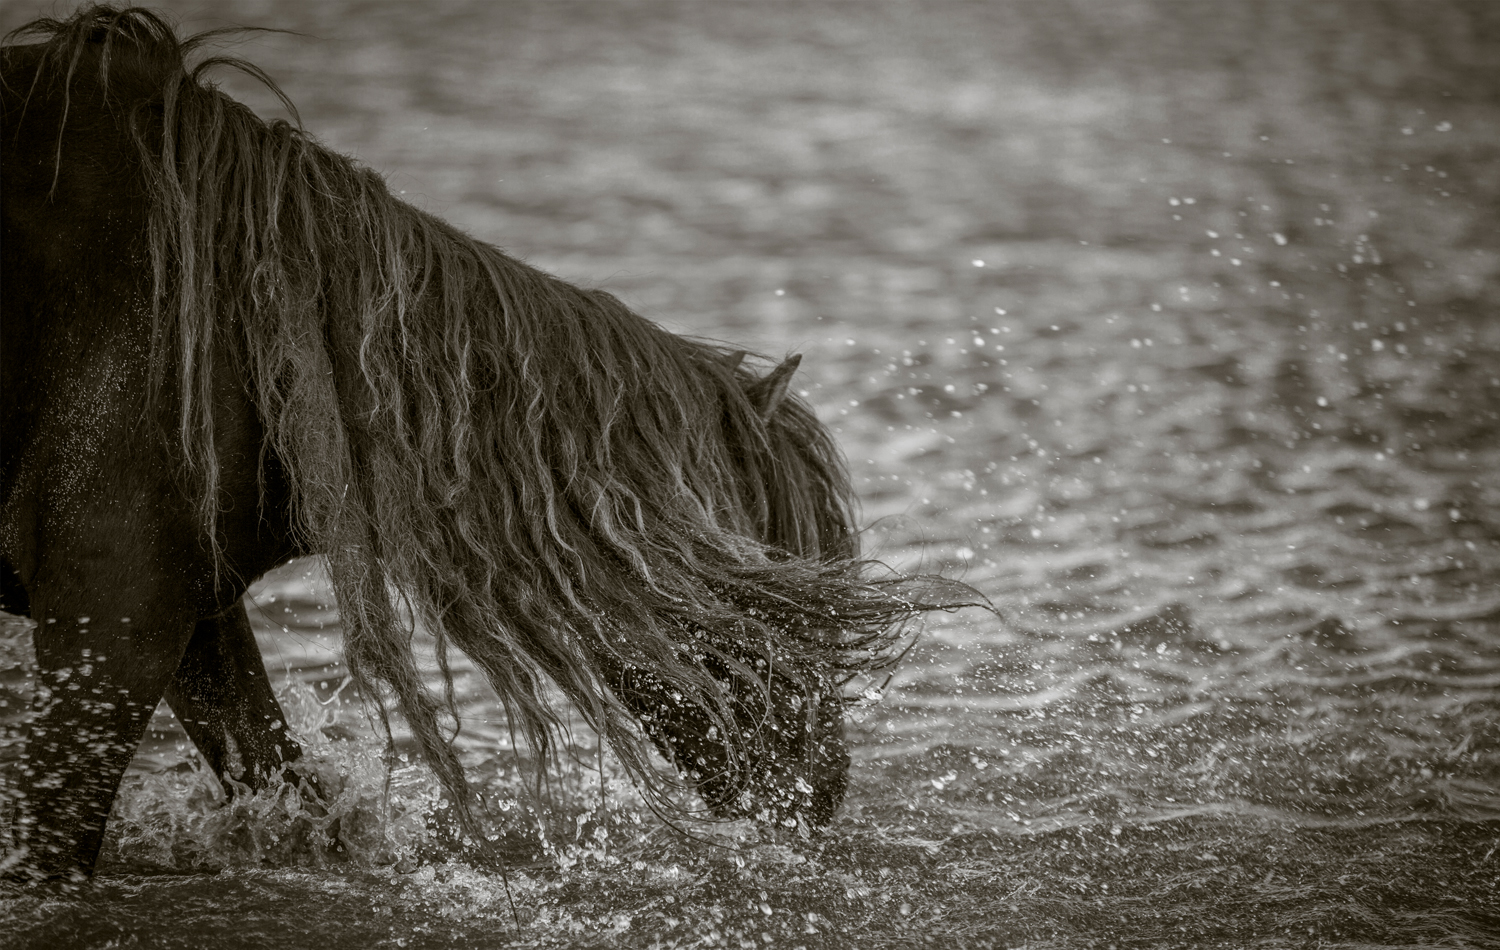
[3,2,1499,947]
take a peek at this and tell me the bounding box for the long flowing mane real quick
[7,6,972,826]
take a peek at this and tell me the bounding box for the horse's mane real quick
[6,5,970,826]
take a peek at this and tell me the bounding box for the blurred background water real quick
[2,2,1498,947]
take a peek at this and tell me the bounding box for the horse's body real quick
[1,6,961,881]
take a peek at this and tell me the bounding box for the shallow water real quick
[3,2,1499,947]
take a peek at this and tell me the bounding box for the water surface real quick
[3,3,1498,947]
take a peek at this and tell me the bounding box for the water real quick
[3,2,1499,946]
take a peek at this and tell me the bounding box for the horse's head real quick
[610,350,860,830]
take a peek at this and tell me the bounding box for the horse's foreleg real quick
[0,558,30,616]
[165,600,302,794]
[9,596,196,881]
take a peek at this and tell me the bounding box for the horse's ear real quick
[721,350,747,374]
[748,354,801,419]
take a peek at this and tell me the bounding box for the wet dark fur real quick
[0,6,976,879]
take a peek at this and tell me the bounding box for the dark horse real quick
[0,6,965,881]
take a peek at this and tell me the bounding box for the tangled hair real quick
[10,6,978,828]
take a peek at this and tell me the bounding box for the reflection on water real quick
[3,1,1499,947]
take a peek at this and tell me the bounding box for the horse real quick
[0,5,971,882]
